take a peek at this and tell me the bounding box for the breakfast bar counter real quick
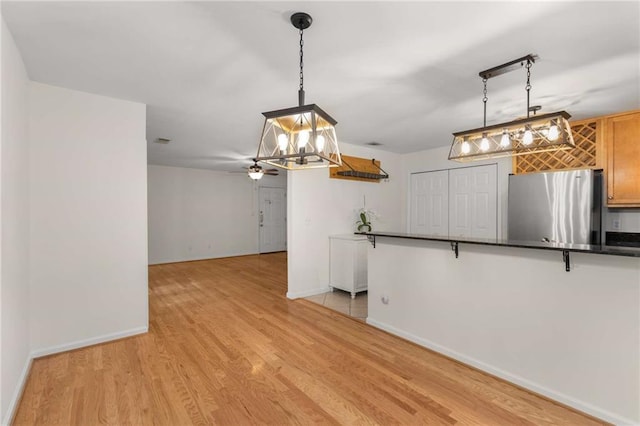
[361,232,640,424]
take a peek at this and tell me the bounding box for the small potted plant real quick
[356,208,375,232]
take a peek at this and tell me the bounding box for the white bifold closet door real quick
[448,165,497,239]
[409,170,449,236]
[409,164,497,239]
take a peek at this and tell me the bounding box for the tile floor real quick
[304,289,368,320]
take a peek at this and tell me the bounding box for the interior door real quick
[449,164,497,239]
[409,170,449,235]
[259,187,286,253]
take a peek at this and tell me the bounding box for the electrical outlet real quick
[612,219,621,230]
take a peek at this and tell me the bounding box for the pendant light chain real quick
[525,59,532,118]
[299,28,304,92]
[482,78,488,127]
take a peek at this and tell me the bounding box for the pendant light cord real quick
[525,59,532,118]
[298,28,305,106]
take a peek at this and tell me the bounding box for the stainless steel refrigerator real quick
[508,169,603,244]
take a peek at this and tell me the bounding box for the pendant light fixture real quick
[255,12,341,170]
[449,55,575,162]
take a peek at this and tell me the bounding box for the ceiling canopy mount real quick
[290,12,312,30]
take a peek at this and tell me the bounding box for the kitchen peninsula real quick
[362,232,640,425]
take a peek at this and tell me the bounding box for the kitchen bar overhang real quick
[356,231,640,272]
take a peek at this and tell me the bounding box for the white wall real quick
[400,145,513,239]
[0,17,31,425]
[28,83,148,354]
[148,165,285,264]
[367,239,640,424]
[606,208,640,233]
[287,143,402,299]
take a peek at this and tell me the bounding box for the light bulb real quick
[316,135,325,152]
[500,130,510,148]
[548,121,559,141]
[480,133,490,152]
[461,140,471,154]
[297,130,309,150]
[523,127,533,145]
[277,134,288,151]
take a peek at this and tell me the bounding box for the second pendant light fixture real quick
[449,54,575,162]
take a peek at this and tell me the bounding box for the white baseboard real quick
[148,251,257,265]
[30,326,148,358]
[287,287,331,299]
[2,355,33,426]
[365,318,635,426]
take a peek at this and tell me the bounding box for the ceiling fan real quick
[244,159,279,180]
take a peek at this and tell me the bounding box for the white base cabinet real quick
[329,234,368,298]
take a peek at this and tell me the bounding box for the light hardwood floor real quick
[14,253,606,425]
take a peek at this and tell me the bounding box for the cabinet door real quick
[607,112,640,206]
[329,238,354,290]
[410,170,448,236]
[353,240,368,292]
[449,165,497,239]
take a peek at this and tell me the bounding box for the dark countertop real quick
[356,231,640,258]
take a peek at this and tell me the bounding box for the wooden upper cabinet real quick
[606,111,640,207]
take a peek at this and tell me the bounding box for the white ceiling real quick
[3,1,639,171]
